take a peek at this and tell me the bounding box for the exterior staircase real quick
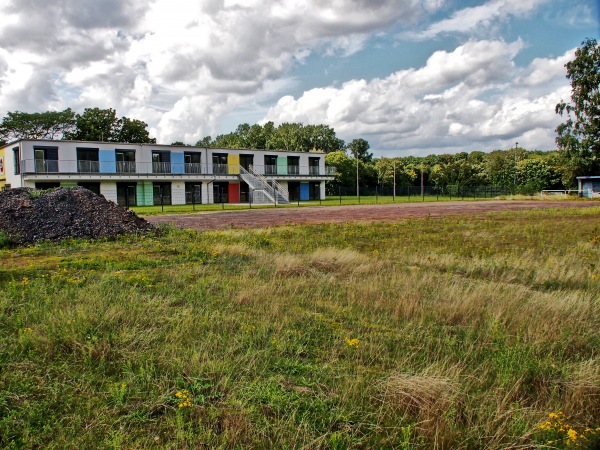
[239,165,289,204]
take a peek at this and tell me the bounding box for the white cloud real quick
[405,0,548,40]
[264,40,572,154]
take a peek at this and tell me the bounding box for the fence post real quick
[125,187,130,210]
[436,186,439,201]
[192,188,195,211]
[221,187,225,210]
[160,187,164,212]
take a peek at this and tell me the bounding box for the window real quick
[77,147,99,173]
[288,156,300,175]
[35,182,60,190]
[288,182,300,201]
[185,182,202,204]
[240,155,254,171]
[153,182,171,205]
[309,157,320,175]
[184,152,202,174]
[117,182,137,207]
[33,146,58,173]
[13,147,20,175]
[264,155,277,175]
[309,182,321,200]
[213,182,229,203]
[152,151,171,173]
[78,182,101,196]
[212,153,228,174]
[116,150,136,173]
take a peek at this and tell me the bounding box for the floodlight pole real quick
[514,141,518,187]
[393,160,396,202]
[356,149,360,204]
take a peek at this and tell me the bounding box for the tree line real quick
[0,107,155,145]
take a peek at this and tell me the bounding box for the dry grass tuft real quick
[379,372,459,416]
[564,359,600,418]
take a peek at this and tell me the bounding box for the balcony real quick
[309,166,320,176]
[288,165,300,175]
[264,165,277,175]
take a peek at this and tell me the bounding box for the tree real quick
[65,107,121,141]
[346,138,372,162]
[116,117,156,143]
[555,38,600,180]
[0,109,76,143]
[64,108,155,143]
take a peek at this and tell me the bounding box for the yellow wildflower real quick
[345,338,360,348]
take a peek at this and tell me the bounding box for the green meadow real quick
[1,207,599,449]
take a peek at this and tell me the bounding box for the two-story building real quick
[0,139,335,206]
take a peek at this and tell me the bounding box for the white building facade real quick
[0,140,335,206]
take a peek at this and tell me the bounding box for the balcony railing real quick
[116,161,136,173]
[19,159,336,178]
[152,162,171,174]
[77,160,100,173]
[185,163,203,174]
[34,160,59,173]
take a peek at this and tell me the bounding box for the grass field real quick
[130,194,596,215]
[1,207,599,449]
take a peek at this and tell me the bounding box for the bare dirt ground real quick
[144,200,599,231]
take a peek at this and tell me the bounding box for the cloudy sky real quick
[0,0,598,156]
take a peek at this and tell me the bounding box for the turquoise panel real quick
[300,183,310,201]
[171,152,185,174]
[277,156,288,175]
[99,149,116,173]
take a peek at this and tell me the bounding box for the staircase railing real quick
[239,165,289,204]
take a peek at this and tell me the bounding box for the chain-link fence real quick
[129,184,519,215]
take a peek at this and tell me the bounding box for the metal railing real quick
[33,160,59,173]
[19,159,335,178]
[239,165,289,204]
[116,161,136,173]
[77,160,100,173]
[152,162,171,174]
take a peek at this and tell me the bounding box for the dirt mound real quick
[0,187,154,245]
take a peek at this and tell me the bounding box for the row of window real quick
[15,147,322,175]
[33,181,322,206]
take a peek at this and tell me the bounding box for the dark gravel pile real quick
[0,187,154,245]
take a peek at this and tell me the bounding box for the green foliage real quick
[556,38,600,179]
[0,109,76,143]
[64,108,155,143]
[195,121,345,152]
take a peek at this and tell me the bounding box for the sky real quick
[0,0,598,157]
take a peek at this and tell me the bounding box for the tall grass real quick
[1,207,599,449]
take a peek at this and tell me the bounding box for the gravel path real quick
[145,200,599,230]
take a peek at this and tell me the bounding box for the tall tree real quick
[0,109,76,143]
[116,117,156,143]
[64,108,155,143]
[555,38,600,179]
[346,138,372,162]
